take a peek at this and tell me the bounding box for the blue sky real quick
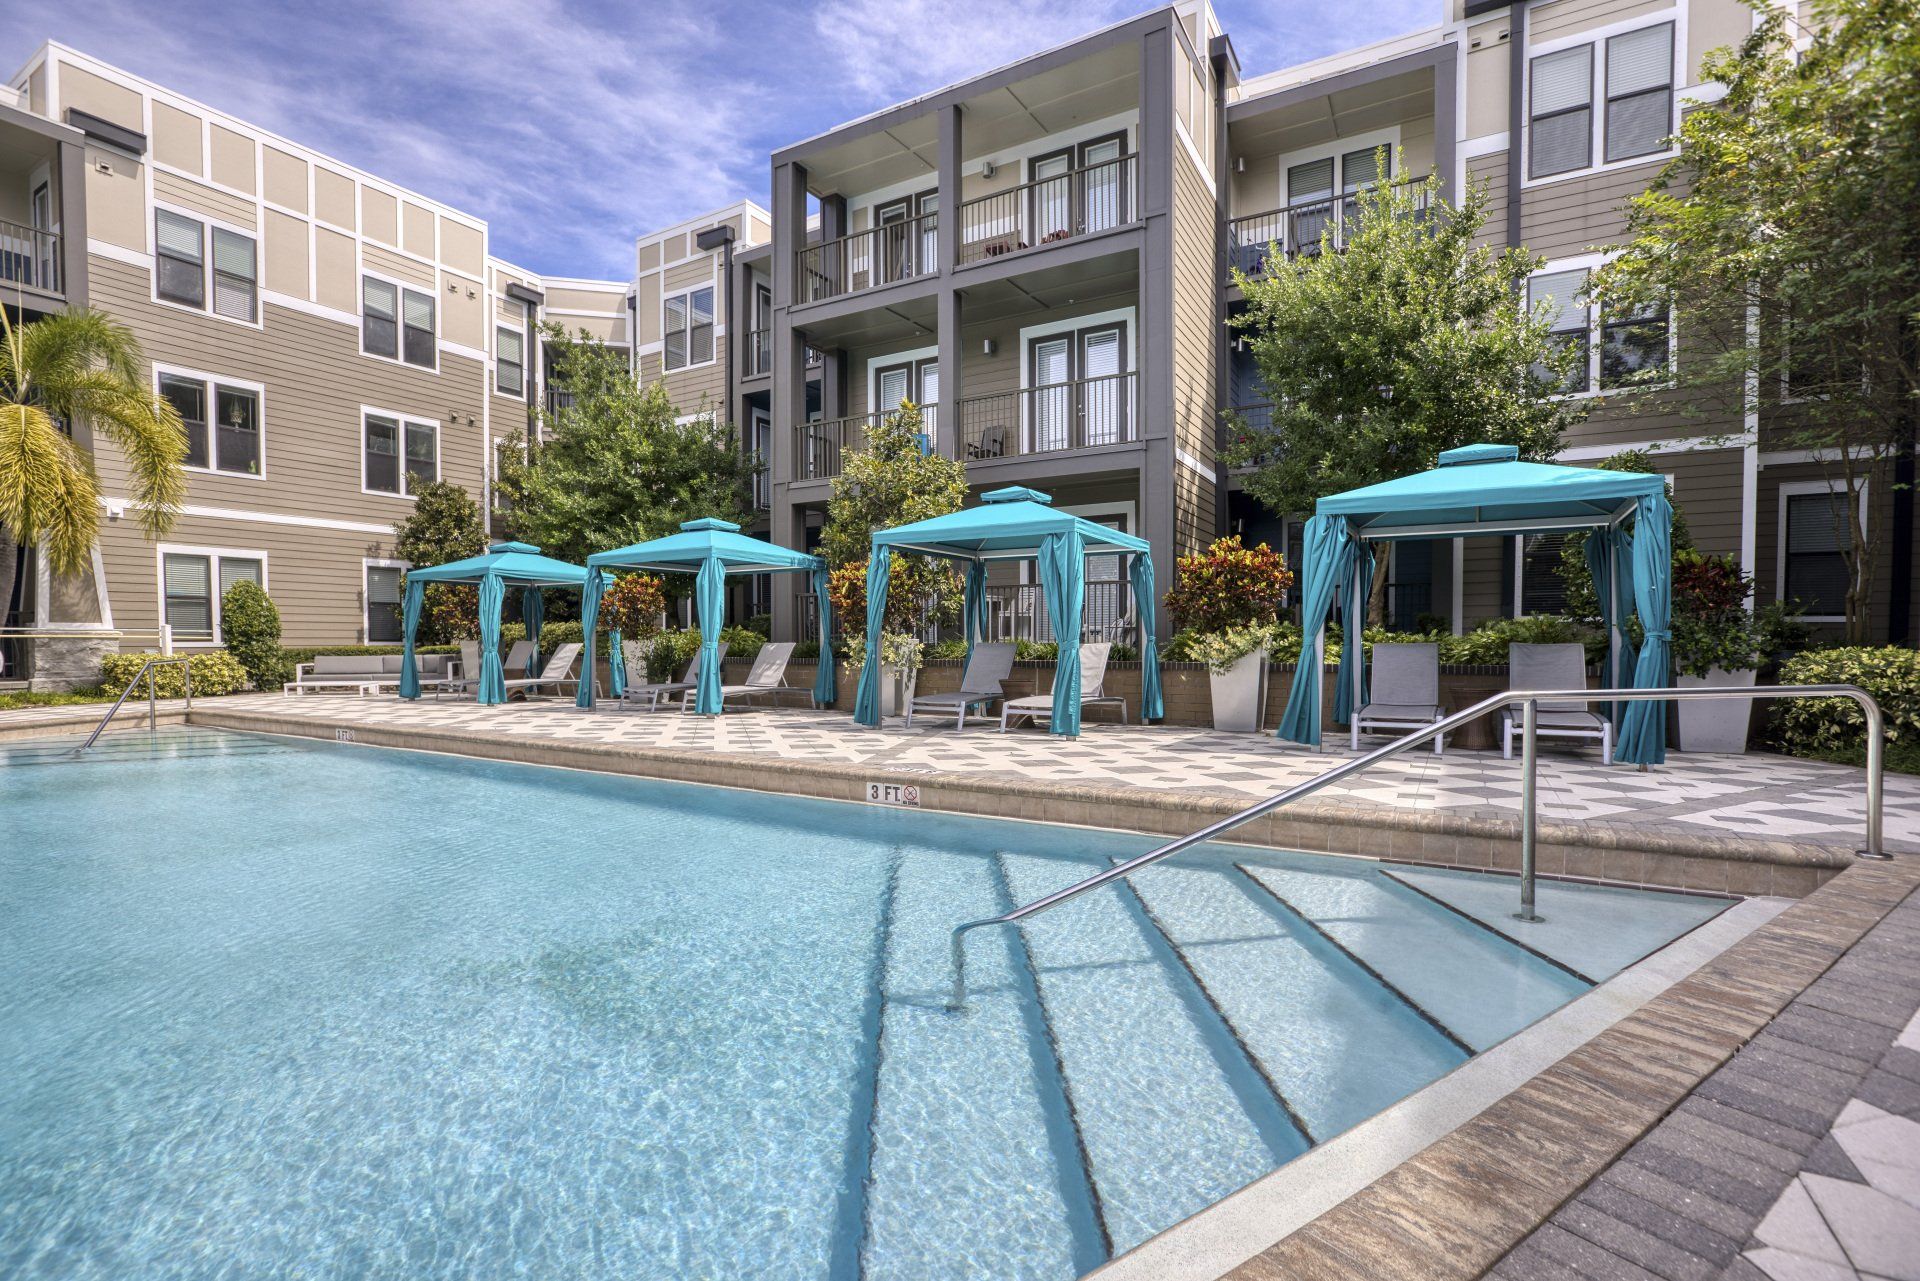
[8,0,1434,279]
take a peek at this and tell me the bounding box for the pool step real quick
[1117,860,1468,1144]
[998,851,1303,1258]
[857,849,1103,1281]
[1237,861,1590,1051]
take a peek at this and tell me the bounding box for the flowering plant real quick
[1165,536,1294,636]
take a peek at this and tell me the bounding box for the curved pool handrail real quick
[947,683,1885,1010]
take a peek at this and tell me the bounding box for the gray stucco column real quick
[937,104,964,459]
[770,160,810,640]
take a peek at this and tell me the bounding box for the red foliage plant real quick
[599,573,667,636]
[1165,535,1295,634]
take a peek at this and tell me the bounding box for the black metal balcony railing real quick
[1220,401,1278,470]
[744,334,824,379]
[0,219,60,294]
[958,154,1138,266]
[958,372,1137,461]
[1228,182,1429,276]
[796,212,939,305]
[792,405,940,482]
[980,582,1132,645]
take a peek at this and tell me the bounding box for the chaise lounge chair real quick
[1500,642,1612,764]
[501,642,588,700]
[682,642,800,713]
[906,642,1016,730]
[622,642,728,711]
[1000,642,1127,731]
[1350,642,1447,754]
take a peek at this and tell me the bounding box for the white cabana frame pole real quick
[1351,520,1365,735]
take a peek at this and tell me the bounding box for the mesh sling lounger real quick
[906,642,1017,731]
[1500,642,1612,765]
[684,642,799,712]
[622,642,728,711]
[1350,642,1447,755]
[1000,643,1126,730]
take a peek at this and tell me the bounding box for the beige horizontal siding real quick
[153,170,255,231]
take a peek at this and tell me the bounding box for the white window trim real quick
[661,283,718,373]
[1528,252,1676,400]
[495,324,525,397]
[152,363,268,480]
[1775,477,1866,623]
[362,556,410,645]
[149,200,264,331]
[866,345,939,415]
[154,543,270,646]
[358,268,440,374]
[1521,9,1684,190]
[359,405,441,500]
[1266,125,1402,213]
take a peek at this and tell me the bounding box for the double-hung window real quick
[664,286,714,371]
[158,372,261,474]
[1599,301,1670,389]
[1529,46,1593,178]
[364,413,437,496]
[155,210,258,320]
[403,290,436,367]
[211,228,257,321]
[1528,268,1592,394]
[362,277,436,368]
[497,326,524,396]
[1604,24,1674,163]
[161,550,263,641]
[1782,490,1852,617]
[366,565,404,643]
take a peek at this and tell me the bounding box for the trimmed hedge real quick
[221,581,284,689]
[1778,647,1920,756]
[101,651,250,697]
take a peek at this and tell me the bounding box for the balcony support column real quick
[771,159,810,641]
[937,104,964,459]
[58,137,88,311]
[1138,20,1178,639]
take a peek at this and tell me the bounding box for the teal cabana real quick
[583,519,831,714]
[398,541,590,705]
[1277,444,1672,764]
[853,487,1164,736]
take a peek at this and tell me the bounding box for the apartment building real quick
[0,44,628,685]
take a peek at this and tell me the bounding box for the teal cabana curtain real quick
[521,589,543,675]
[1277,514,1352,746]
[692,557,725,715]
[1616,493,1672,765]
[398,577,425,700]
[608,625,626,698]
[1333,538,1374,725]
[811,566,836,707]
[1583,529,1639,726]
[478,572,507,705]
[1131,552,1164,720]
[576,567,604,709]
[852,547,893,727]
[963,560,988,667]
[1037,528,1086,736]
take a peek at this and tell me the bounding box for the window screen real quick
[211,229,256,322]
[1521,534,1570,615]
[1784,492,1851,615]
[1528,268,1592,393]
[163,553,212,638]
[402,290,436,368]
[688,287,715,366]
[155,210,205,308]
[497,326,524,396]
[664,292,690,370]
[367,566,403,643]
[362,278,398,358]
[1530,45,1593,178]
[1605,24,1673,162]
[365,415,402,493]
[404,423,437,490]
[160,375,208,469]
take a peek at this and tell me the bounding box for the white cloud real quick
[808,0,1140,102]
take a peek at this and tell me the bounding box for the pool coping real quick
[186,703,1860,900]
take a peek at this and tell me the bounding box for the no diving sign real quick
[866,780,922,807]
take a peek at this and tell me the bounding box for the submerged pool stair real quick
[846,847,1604,1281]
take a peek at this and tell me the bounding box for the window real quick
[364,413,437,496]
[366,565,404,643]
[363,277,436,367]
[1529,46,1593,178]
[161,550,262,641]
[1520,534,1571,615]
[1783,490,1852,617]
[1605,24,1673,163]
[664,286,714,371]
[158,373,261,474]
[1529,268,1592,394]
[155,211,205,308]
[497,326,524,396]
[211,228,257,322]
[1600,301,1670,389]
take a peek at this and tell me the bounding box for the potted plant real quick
[1670,551,1804,753]
[1166,536,1294,732]
[847,631,924,718]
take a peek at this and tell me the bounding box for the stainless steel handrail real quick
[947,683,1887,1009]
[74,656,194,751]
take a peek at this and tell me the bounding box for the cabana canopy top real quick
[398,542,588,704]
[872,487,1151,559]
[587,519,824,576]
[1316,444,1667,539]
[406,541,590,587]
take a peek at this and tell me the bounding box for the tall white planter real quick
[1209,649,1269,732]
[1675,667,1757,753]
[878,665,917,719]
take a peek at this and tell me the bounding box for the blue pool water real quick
[0,728,1730,1280]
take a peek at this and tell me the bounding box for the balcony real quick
[790,580,1132,645]
[957,372,1137,461]
[743,332,822,378]
[1227,182,1429,277]
[0,219,60,296]
[958,154,1138,266]
[795,212,938,305]
[791,406,940,482]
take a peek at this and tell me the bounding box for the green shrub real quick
[1440,616,1604,666]
[641,630,702,683]
[101,650,249,697]
[1777,647,1920,756]
[793,641,822,664]
[219,580,285,689]
[720,625,767,660]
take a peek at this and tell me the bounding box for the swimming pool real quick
[1,728,1730,1280]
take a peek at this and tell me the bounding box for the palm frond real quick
[57,369,187,538]
[0,402,101,574]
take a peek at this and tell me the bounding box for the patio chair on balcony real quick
[1500,643,1611,765]
[1350,642,1446,754]
[1001,643,1126,731]
[622,642,728,711]
[905,642,1016,731]
[968,426,1009,460]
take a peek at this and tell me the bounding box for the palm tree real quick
[0,305,186,579]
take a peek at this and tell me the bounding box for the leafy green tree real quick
[819,402,967,635]
[1591,0,1920,642]
[219,578,285,689]
[1227,162,1585,620]
[496,325,758,568]
[1555,450,1692,620]
[392,480,486,644]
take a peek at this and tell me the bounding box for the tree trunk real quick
[1367,552,1392,627]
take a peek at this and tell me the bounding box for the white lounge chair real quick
[1351,642,1447,754]
[907,642,1017,730]
[501,642,587,700]
[683,641,800,712]
[1001,643,1127,730]
[623,641,727,711]
[503,639,536,678]
[1500,642,1612,764]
